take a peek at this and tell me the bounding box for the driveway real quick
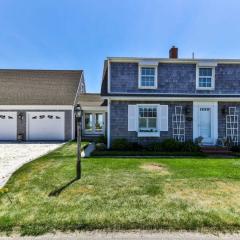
[0,142,63,188]
[0,231,240,240]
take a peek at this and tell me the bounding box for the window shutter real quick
[128,105,137,131]
[158,105,168,131]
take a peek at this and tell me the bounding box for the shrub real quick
[147,138,200,152]
[230,145,240,152]
[161,139,182,152]
[96,135,107,144]
[111,139,143,151]
[96,143,107,151]
[111,138,129,150]
[128,142,143,151]
[181,140,200,152]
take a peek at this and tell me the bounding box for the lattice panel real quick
[172,106,185,142]
[226,107,238,145]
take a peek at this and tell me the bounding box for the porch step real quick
[201,146,232,154]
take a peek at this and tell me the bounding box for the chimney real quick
[169,46,178,59]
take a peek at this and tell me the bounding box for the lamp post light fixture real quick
[74,104,82,180]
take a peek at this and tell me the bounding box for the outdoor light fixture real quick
[184,105,191,115]
[74,104,82,180]
[18,112,24,120]
[221,106,227,115]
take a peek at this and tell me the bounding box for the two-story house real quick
[101,47,240,148]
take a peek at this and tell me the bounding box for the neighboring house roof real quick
[0,69,85,105]
[79,93,107,110]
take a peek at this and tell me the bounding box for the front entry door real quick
[199,107,212,144]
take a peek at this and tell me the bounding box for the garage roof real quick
[0,69,84,105]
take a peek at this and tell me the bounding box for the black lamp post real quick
[74,104,82,180]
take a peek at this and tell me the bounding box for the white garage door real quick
[27,112,65,141]
[0,112,17,141]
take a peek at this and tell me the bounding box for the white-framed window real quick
[196,67,215,90]
[138,105,158,133]
[83,112,104,134]
[138,66,157,89]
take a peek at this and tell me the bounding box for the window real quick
[139,66,157,88]
[197,67,215,89]
[84,113,93,132]
[138,106,157,132]
[95,113,104,132]
[84,112,104,134]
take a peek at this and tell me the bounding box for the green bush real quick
[147,139,200,152]
[111,138,129,150]
[230,145,240,152]
[111,138,200,152]
[96,135,107,144]
[182,140,201,152]
[111,139,143,151]
[128,142,143,151]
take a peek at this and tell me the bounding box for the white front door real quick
[193,102,218,145]
[199,107,212,144]
[0,112,17,141]
[27,112,65,141]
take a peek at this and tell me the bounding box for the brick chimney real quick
[169,46,178,59]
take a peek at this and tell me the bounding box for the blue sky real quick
[0,0,240,92]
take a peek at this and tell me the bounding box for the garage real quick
[27,112,65,141]
[0,112,17,141]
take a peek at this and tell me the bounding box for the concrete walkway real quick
[0,142,63,188]
[0,231,240,240]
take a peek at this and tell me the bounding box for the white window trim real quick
[137,104,160,137]
[196,66,215,90]
[83,111,105,135]
[138,65,158,89]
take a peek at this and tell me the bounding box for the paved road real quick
[0,142,63,187]
[0,231,240,240]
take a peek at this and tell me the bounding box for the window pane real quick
[199,77,212,87]
[199,68,212,76]
[85,113,93,131]
[139,118,147,128]
[95,113,103,132]
[140,67,155,87]
[148,118,157,128]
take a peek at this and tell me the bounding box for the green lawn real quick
[1,142,240,235]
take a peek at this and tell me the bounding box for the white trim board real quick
[0,105,73,110]
[105,96,240,102]
[107,57,240,64]
[107,99,111,149]
[81,106,107,111]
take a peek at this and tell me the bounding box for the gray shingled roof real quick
[0,69,83,105]
[79,93,107,107]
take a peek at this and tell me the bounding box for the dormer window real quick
[196,65,216,90]
[138,62,158,89]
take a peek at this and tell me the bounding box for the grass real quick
[1,141,240,235]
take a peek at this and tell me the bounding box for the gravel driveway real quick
[0,142,63,188]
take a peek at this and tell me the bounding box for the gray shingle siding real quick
[109,62,240,94]
[110,101,193,145]
[218,102,240,142]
